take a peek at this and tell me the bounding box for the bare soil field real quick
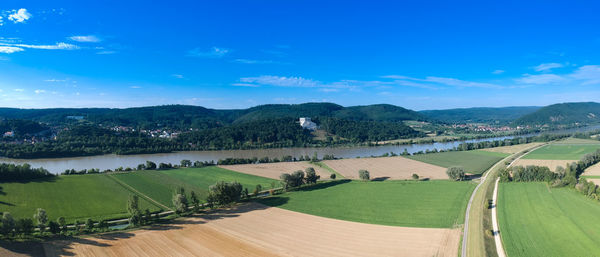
[220,161,331,180]
[481,142,543,154]
[588,178,600,186]
[44,203,460,257]
[512,159,577,171]
[323,156,447,180]
[584,163,600,176]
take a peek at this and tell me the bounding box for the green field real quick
[258,180,475,228]
[406,150,508,174]
[112,167,278,208]
[522,144,600,160]
[498,182,600,257]
[0,175,160,223]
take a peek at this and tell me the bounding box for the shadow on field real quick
[291,179,351,192]
[201,202,272,221]
[0,240,46,257]
[371,176,390,181]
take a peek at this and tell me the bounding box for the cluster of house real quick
[3,131,14,137]
[451,123,527,132]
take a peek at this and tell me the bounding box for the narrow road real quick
[491,178,506,257]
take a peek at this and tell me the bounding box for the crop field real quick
[585,163,600,176]
[258,180,475,228]
[480,142,543,154]
[511,159,576,171]
[323,156,447,180]
[498,182,600,257]
[45,202,461,257]
[112,167,278,208]
[221,161,331,180]
[0,175,159,223]
[406,150,509,174]
[521,144,600,160]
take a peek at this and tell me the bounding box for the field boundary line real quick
[106,174,173,211]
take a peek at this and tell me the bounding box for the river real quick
[2,125,599,174]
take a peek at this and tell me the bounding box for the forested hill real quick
[512,102,600,126]
[0,103,428,129]
[420,106,540,124]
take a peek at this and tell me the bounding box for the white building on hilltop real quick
[299,117,318,131]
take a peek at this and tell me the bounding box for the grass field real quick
[112,167,278,208]
[258,180,475,228]
[498,182,600,257]
[0,175,160,223]
[522,144,600,160]
[406,150,509,174]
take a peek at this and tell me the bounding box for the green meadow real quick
[521,144,600,160]
[0,175,160,223]
[498,182,600,257]
[406,150,508,174]
[258,180,475,228]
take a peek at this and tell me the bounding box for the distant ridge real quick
[420,106,541,124]
[512,102,600,126]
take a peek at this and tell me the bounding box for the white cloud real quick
[569,65,600,85]
[0,16,3,26]
[171,74,184,79]
[96,50,116,55]
[240,76,321,88]
[0,46,24,54]
[34,89,46,94]
[11,42,79,50]
[381,75,501,89]
[44,79,67,82]
[14,88,24,92]
[69,35,101,43]
[8,9,32,23]
[516,74,565,84]
[425,76,502,89]
[233,59,273,64]
[130,86,141,89]
[534,62,564,72]
[189,47,230,58]
[492,70,505,74]
[231,83,260,87]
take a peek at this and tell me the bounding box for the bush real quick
[305,167,319,184]
[330,173,336,180]
[412,173,419,180]
[446,167,466,181]
[207,181,243,206]
[358,170,370,181]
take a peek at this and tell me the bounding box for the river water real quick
[2,125,599,174]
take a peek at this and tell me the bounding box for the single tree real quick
[446,167,466,181]
[330,173,336,180]
[412,173,419,180]
[358,170,370,181]
[1,212,15,237]
[17,218,34,237]
[145,161,157,170]
[33,208,48,233]
[305,167,319,184]
[180,159,192,167]
[127,195,142,226]
[253,184,263,197]
[48,221,60,235]
[173,194,188,214]
[57,217,67,234]
[190,191,200,213]
[85,218,94,232]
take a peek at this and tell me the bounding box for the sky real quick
[1,0,600,110]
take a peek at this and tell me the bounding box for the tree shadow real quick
[289,179,351,192]
[371,176,390,182]
[0,240,46,257]
[0,200,15,206]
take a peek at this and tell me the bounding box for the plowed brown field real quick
[323,156,447,180]
[44,203,460,257]
[220,162,331,180]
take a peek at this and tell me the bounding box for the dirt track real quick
[512,159,577,171]
[220,162,331,180]
[44,203,460,257]
[323,156,447,180]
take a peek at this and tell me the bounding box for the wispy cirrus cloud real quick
[0,46,24,53]
[516,65,600,86]
[69,35,101,43]
[381,75,502,89]
[534,62,564,72]
[492,70,505,74]
[189,47,230,58]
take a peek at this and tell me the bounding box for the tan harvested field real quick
[481,142,543,154]
[585,163,600,176]
[588,179,600,186]
[220,161,331,180]
[512,159,577,171]
[44,203,460,257]
[323,156,447,180]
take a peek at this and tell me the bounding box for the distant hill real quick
[0,103,428,129]
[420,106,541,124]
[512,102,600,126]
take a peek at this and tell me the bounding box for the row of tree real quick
[0,163,53,182]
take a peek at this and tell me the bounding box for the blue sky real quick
[1,0,600,110]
